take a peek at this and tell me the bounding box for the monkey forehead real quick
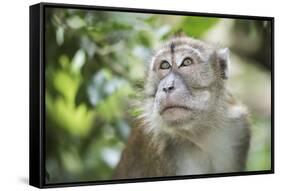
[150,44,209,70]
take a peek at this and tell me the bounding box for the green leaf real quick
[181,16,219,38]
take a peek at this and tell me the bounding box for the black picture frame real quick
[29,2,274,188]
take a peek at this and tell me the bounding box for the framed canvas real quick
[29,2,274,188]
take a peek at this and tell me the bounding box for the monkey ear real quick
[216,48,230,80]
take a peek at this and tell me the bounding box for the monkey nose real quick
[163,85,175,93]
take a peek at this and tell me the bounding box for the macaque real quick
[113,35,250,179]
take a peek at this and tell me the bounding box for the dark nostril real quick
[163,86,175,93]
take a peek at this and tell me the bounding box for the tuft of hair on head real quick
[172,29,187,38]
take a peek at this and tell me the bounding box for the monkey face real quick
[145,37,229,129]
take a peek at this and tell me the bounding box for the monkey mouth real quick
[160,105,191,115]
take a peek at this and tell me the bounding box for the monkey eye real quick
[159,61,171,70]
[180,57,193,67]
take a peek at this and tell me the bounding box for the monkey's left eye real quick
[180,57,193,67]
[159,61,171,70]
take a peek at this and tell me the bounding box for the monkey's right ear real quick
[216,48,230,80]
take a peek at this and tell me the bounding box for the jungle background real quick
[45,8,272,184]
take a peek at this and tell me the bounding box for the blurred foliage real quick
[231,20,272,70]
[180,16,219,37]
[45,7,271,184]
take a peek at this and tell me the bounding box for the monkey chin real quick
[160,107,194,126]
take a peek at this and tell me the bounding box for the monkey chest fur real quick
[166,127,245,175]
[113,119,249,178]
